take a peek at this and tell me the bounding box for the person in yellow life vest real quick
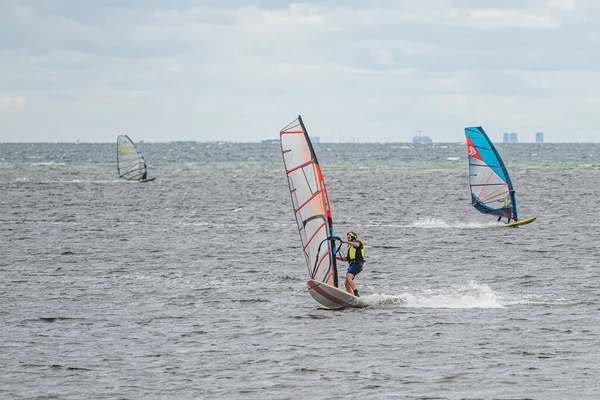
[498,193,513,223]
[336,231,364,297]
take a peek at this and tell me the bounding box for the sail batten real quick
[465,126,518,221]
[470,162,502,166]
[281,115,338,288]
[302,220,328,251]
[287,159,316,174]
[295,190,326,214]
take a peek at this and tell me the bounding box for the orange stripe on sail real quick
[313,248,333,282]
[294,189,325,215]
[286,159,315,175]
[481,183,508,202]
[302,220,327,251]
[477,172,495,198]
[280,130,304,134]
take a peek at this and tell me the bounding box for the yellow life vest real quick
[347,240,365,261]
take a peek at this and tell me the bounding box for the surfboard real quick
[307,279,363,310]
[504,216,537,227]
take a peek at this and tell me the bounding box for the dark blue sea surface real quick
[1,142,600,399]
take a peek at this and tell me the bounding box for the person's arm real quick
[341,240,360,248]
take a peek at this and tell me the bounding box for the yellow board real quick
[504,216,537,227]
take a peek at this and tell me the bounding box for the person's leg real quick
[345,272,356,294]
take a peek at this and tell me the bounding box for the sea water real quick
[1,142,600,399]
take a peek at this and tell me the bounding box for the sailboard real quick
[116,135,156,182]
[504,216,537,227]
[465,126,536,227]
[280,115,362,310]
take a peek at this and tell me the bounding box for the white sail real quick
[280,116,339,287]
[117,135,151,181]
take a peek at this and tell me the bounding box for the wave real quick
[362,281,503,308]
[366,217,498,229]
[358,281,569,309]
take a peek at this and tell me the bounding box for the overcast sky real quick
[1,0,599,143]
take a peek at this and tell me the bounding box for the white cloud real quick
[0,94,26,109]
[549,0,576,11]
[467,9,560,29]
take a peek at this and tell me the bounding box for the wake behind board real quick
[307,279,363,310]
[504,216,537,227]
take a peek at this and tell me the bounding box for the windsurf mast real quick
[465,126,518,221]
[117,135,152,182]
[280,115,339,287]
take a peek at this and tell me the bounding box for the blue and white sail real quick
[465,126,518,221]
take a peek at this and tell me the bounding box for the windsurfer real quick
[497,195,512,223]
[336,231,364,297]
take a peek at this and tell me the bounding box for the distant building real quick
[312,136,320,143]
[412,133,432,144]
[536,132,544,143]
[503,132,518,143]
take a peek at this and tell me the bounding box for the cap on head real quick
[347,231,358,239]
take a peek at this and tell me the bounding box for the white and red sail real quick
[280,116,338,287]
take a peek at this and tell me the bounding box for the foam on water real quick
[31,161,66,166]
[362,281,503,308]
[359,282,574,309]
[410,217,498,229]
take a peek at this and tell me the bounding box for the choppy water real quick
[2,142,600,399]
